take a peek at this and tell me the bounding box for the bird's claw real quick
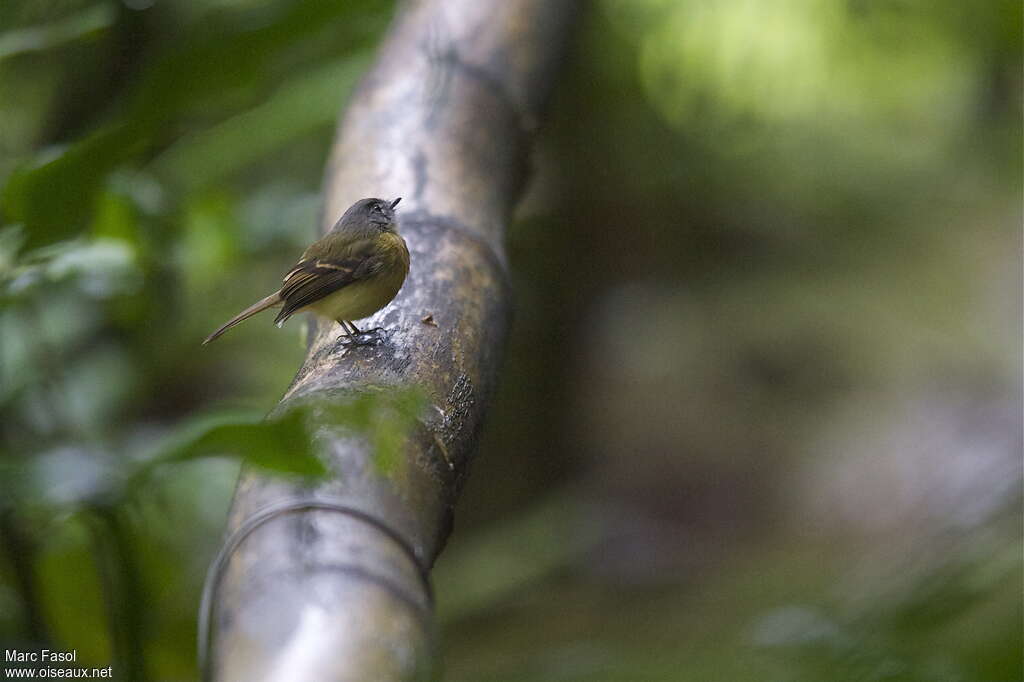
[340,327,387,347]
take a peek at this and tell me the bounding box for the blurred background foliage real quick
[0,0,1019,680]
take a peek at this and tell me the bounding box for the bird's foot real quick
[340,327,387,347]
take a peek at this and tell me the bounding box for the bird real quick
[202,197,409,346]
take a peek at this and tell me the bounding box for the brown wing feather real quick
[274,251,385,324]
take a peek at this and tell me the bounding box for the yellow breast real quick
[309,233,409,322]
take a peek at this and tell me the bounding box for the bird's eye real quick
[372,203,383,213]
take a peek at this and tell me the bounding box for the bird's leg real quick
[347,320,385,340]
[356,324,388,339]
[350,320,388,337]
[336,320,358,345]
[338,319,382,347]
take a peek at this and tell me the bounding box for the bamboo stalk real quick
[205,1,576,679]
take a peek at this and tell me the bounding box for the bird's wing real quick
[274,242,386,324]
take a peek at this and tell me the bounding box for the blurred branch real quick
[206,1,576,680]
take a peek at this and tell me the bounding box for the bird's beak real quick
[390,197,402,209]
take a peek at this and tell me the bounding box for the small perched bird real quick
[202,197,409,346]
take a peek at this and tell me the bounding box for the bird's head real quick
[333,197,402,235]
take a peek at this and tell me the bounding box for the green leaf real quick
[318,387,428,476]
[2,237,140,302]
[150,54,371,192]
[2,127,138,248]
[0,1,383,249]
[122,2,376,128]
[150,408,327,478]
[0,3,115,61]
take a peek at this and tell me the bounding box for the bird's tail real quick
[202,292,282,345]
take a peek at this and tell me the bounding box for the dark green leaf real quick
[2,126,138,249]
[150,408,327,477]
